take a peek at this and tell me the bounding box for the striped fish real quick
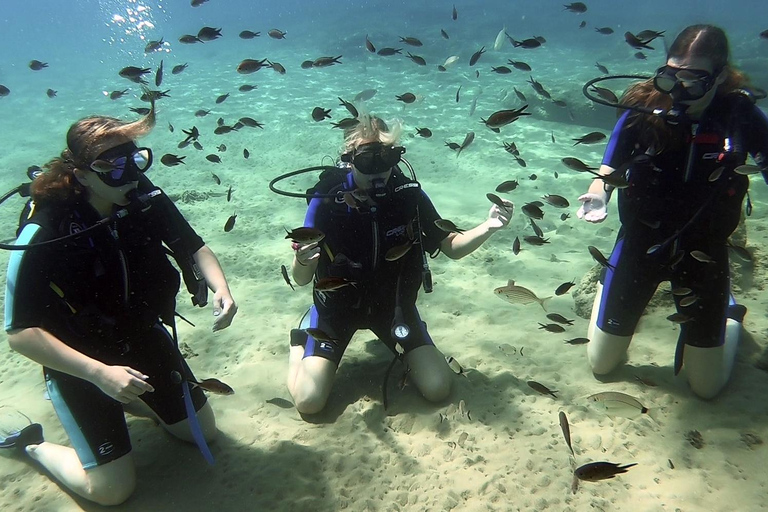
[494,280,551,311]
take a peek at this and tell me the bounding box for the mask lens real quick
[133,148,152,171]
[654,66,714,100]
[89,145,152,187]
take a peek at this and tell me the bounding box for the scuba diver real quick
[284,113,512,415]
[577,24,768,399]
[0,100,237,505]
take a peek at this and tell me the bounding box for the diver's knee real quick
[415,373,451,402]
[85,458,137,506]
[588,328,631,375]
[294,393,328,415]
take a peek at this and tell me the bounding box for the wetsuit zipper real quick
[109,223,130,306]
[371,217,379,271]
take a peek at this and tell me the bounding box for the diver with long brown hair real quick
[0,100,237,504]
[577,24,768,398]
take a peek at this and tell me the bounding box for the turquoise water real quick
[2,0,768,510]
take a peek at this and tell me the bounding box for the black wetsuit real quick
[4,176,207,468]
[596,93,768,350]
[291,167,449,365]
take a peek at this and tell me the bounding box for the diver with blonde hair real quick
[286,112,512,415]
[1,99,237,505]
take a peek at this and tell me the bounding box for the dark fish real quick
[507,60,532,71]
[512,236,521,255]
[559,411,574,456]
[386,241,415,261]
[331,118,360,130]
[119,66,151,83]
[542,194,569,208]
[524,235,549,246]
[563,2,587,13]
[129,107,151,115]
[211,173,221,185]
[457,131,474,157]
[140,89,170,102]
[486,193,512,213]
[561,157,597,172]
[285,227,325,244]
[482,105,530,132]
[268,29,286,39]
[469,46,486,66]
[452,4,457,20]
[514,157,527,168]
[312,55,343,67]
[575,462,637,482]
[243,148,250,159]
[579,21,586,28]
[171,63,188,75]
[177,140,190,149]
[215,93,230,104]
[179,35,202,44]
[589,85,618,103]
[441,29,449,39]
[46,89,57,98]
[521,202,544,220]
[396,92,416,104]
[312,107,331,122]
[266,397,294,409]
[195,109,211,117]
[239,30,261,39]
[445,142,460,151]
[269,61,286,74]
[415,128,432,138]
[495,180,519,193]
[189,377,234,395]
[539,323,565,333]
[29,60,48,71]
[456,85,461,103]
[238,117,264,128]
[634,52,647,60]
[304,328,338,344]
[527,381,557,397]
[667,312,693,324]
[365,35,376,53]
[338,97,358,118]
[636,30,665,41]
[551,131,556,143]
[197,26,222,42]
[237,58,269,74]
[190,0,209,6]
[588,246,614,270]
[565,337,589,345]
[406,53,426,66]
[399,36,423,46]
[145,37,164,53]
[529,219,543,238]
[160,154,186,166]
[624,31,653,50]
[546,313,574,325]
[0,85,11,96]
[555,280,576,296]
[552,99,568,108]
[206,154,222,164]
[226,185,233,201]
[239,84,257,92]
[280,265,295,290]
[491,66,512,74]
[182,126,200,142]
[224,213,237,232]
[560,213,570,221]
[193,141,203,151]
[377,48,402,56]
[595,27,614,35]
[154,60,164,87]
[595,62,609,74]
[512,38,541,49]
[168,123,174,133]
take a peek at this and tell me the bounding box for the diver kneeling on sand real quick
[578,24,768,399]
[0,99,237,505]
[271,111,512,415]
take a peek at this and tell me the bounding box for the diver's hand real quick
[293,241,320,266]
[577,193,609,223]
[487,201,514,231]
[212,289,237,332]
[94,365,154,404]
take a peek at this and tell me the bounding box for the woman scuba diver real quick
[577,24,768,398]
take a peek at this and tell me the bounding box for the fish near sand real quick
[190,377,234,395]
[495,280,551,311]
[280,265,295,290]
[559,411,574,456]
[588,246,614,270]
[587,391,649,418]
[527,380,557,397]
[574,461,637,482]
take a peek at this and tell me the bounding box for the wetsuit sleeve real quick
[4,223,55,332]
[417,191,449,254]
[156,191,205,254]
[602,111,637,169]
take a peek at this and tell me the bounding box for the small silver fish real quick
[690,250,715,263]
[588,391,649,417]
